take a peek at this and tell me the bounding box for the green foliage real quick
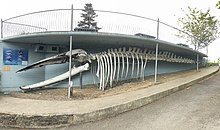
[216,1,220,9]
[207,59,219,66]
[178,7,219,50]
[77,3,101,30]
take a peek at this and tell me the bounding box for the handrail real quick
[3,9,72,22]
[4,21,47,31]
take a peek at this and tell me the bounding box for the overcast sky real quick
[0,0,219,61]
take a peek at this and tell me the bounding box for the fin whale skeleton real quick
[17,47,195,91]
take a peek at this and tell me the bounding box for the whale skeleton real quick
[17,47,195,91]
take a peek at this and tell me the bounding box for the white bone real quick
[99,55,105,90]
[142,55,148,80]
[20,63,89,90]
[132,47,137,53]
[96,55,100,77]
[112,52,117,82]
[118,48,124,80]
[121,52,125,80]
[116,52,120,82]
[135,53,140,78]
[119,48,122,52]
[98,55,103,90]
[131,52,135,78]
[92,62,99,87]
[124,52,129,79]
[136,48,140,53]
[108,53,113,87]
[128,47,132,52]
[167,52,171,58]
[123,47,126,52]
[104,54,110,87]
[102,54,108,88]
[91,62,95,85]
[140,55,144,79]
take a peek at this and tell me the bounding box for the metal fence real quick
[1,7,195,48]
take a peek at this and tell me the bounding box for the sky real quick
[0,0,219,61]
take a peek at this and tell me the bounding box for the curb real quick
[0,67,219,128]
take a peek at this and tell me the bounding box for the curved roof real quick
[1,31,207,59]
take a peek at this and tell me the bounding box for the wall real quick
[0,41,45,91]
[0,42,200,91]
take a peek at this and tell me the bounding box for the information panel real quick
[3,48,28,65]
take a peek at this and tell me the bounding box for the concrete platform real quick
[0,66,219,129]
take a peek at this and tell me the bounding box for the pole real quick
[197,54,199,71]
[155,44,158,83]
[155,18,159,83]
[80,72,82,89]
[1,19,3,38]
[68,5,74,98]
[68,36,73,98]
[71,4,73,31]
[157,18,159,40]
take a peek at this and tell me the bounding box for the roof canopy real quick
[1,31,207,60]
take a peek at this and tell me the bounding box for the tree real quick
[77,3,101,31]
[216,1,220,9]
[178,7,219,50]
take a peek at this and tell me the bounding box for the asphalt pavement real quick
[60,69,220,130]
[0,66,219,129]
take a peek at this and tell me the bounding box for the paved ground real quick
[58,70,220,130]
[0,66,218,129]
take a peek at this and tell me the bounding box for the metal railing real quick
[1,7,196,48]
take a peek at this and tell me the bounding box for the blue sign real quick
[3,48,28,65]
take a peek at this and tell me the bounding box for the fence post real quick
[70,4,73,31]
[156,18,159,40]
[1,19,3,38]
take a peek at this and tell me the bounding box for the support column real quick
[68,36,73,98]
[155,43,158,83]
[80,72,83,89]
[154,18,159,83]
[68,5,74,98]
[197,54,199,71]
